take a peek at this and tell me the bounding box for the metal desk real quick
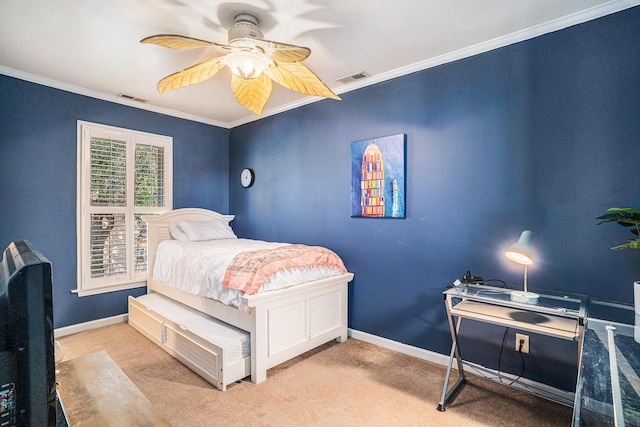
[573,301,640,426]
[438,283,587,411]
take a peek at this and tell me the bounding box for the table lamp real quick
[505,230,539,304]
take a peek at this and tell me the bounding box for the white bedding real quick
[152,239,346,308]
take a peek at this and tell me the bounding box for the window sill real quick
[73,281,146,297]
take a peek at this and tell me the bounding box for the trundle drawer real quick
[127,294,250,391]
[128,296,164,343]
[164,324,221,380]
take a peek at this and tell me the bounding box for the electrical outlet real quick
[516,333,529,354]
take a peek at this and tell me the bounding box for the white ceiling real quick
[1,0,637,128]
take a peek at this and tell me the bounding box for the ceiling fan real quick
[142,13,340,115]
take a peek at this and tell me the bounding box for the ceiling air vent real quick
[117,93,147,103]
[336,71,370,84]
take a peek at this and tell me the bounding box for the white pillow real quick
[172,219,237,241]
[169,222,190,241]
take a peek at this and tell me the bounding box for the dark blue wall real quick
[229,7,640,390]
[1,6,639,392]
[0,76,230,328]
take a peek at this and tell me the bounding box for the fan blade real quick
[157,57,226,94]
[264,62,340,100]
[141,34,229,50]
[232,37,310,62]
[231,74,273,115]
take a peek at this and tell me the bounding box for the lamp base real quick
[510,291,539,305]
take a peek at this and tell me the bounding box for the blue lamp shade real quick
[505,230,534,265]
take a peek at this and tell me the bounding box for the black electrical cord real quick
[498,327,508,383]
[483,278,508,288]
[497,327,526,385]
[511,345,526,385]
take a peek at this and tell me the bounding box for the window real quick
[76,121,172,296]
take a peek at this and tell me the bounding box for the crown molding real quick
[327,0,640,100]
[3,0,638,129]
[228,0,640,128]
[0,66,230,129]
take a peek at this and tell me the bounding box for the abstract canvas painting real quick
[351,134,406,218]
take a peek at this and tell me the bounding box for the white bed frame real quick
[142,208,354,385]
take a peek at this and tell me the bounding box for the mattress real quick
[135,293,250,363]
[152,239,346,307]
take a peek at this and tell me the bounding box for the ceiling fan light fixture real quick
[224,51,269,79]
[142,11,339,115]
[228,13,263,42]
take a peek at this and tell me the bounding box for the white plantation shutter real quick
[133,143,167,274]
[134,214,148,274]
[77,122,172,295]
[89,213,127,278]
[135,143,166,207]
[90,137,127,207]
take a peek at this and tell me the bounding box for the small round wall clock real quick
[240,168,255,188]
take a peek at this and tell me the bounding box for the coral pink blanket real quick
[222,244,347,295]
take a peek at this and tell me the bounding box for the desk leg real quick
[437,340,467,411]
[437,307,467,411]
[572,319,586,424]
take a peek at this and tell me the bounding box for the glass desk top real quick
[444,283,588,320]
[443,283,588,342]
[574,301,640,426]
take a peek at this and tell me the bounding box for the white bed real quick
[136,208,354,387]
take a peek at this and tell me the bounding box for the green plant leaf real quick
[611,239,640,250]
[596,210,640,226]
[597,207,640,250]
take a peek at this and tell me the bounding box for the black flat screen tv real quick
[0,240,56,426]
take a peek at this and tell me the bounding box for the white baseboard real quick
[54,314,128,338]
[53,319,573,404]
[349,329,453,366]
[348,328,574,406]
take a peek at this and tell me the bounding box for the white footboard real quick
[244,272,352,383]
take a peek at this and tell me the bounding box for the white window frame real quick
[76,121,173,296]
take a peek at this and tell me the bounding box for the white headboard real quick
[142,208,235,280]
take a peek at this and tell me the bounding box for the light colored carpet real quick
[58,323,572,426]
